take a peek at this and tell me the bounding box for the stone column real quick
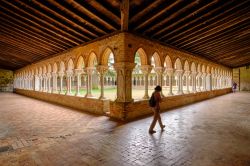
[175,70,184,95]
[166,69,174,95]
[58,72,64,94]
[114,62,136,102]
[141,65,153,99]
[202,73,207,91]
[191,72,197,93]
[85,67,94,98]
[97,65,108,99]
[66,71,73,95]
[74,69,83,96]
[47,73,51,93]
[52,73,57,93]
[185,71,190,93]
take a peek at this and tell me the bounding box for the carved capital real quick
[113,62,136,72]
[154,67,164,74]
[140,65,153,75]
[96,65,109,75]
[84,67,95,75]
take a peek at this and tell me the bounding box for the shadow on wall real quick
[0,69,13,92]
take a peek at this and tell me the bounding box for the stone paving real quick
[0,92,250,166]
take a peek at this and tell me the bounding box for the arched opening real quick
[148,52,161,96]
[132,48,147,100]
[102,49,117,100]
[164,55,173,95]
[183,60,190,93]
[191,62,197,92]
[59,61,66,94]
[76,56,87,96]
[65,59,74,95]
[85,52,99,98]
[174,58,183,95]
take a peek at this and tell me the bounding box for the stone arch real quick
[202,64,206,73]
[135,48,148,65]
[151,52,161,67]
[42,65,47,74]
[164,55,173,69]
[53,62,58,73]
[67,58,74,71]
[206,66,210,74]
[47,64,52,73]
[197,64,201,73]
[174,58,182,70]
[101,47,116,65]
[59,61,65,72]
[87,52,98,67]
[76,56,85,69]
[184,60,190,71]
[39,67,43,75]
[191,62,196,72]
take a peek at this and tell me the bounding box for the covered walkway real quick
[0,92,250,166]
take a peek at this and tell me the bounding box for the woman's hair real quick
[154,85,162,91]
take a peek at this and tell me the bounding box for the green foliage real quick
[0,69,13,85]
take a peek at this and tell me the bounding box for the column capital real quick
[74,69,83,75]
[52,72,57,77]
[66,71,73,76]
[165,68,174,75]
[46,73,52,77]
[154,67,164,74]
[84,67,95,74]
[174,69,184,75]
[96,65,109,75]
[58,72,65,77]
[140,65,153,74]
[191,71,197,76]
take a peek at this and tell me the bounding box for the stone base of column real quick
[168,92,173,96]
[85,93,93,98]
[177,91,184,95]
[142,95,149,99]
[99,96,106,100]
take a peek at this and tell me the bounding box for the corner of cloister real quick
[13,32,233,121]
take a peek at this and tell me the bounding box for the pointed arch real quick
[135,48,148,65]
[202,64,206,73]
[53,63,58,73]
[67,58,74,71]
[101,47,115,66]
[164,55,173,69]
[191,62,196,72]
[42,65,47,74]
[174,58,182,70]
[206,66,210,74]
[152,52,161,67]
[184,60,189,71]
[197,64,201,72]
[47,64,52,73]
[59,61,65,72]
[76,56,85,69]
[88,52,98,67]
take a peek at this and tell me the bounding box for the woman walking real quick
[149,85,165,134]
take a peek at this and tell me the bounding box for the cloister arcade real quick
[14,47,232,101]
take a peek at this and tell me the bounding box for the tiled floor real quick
[0,92,250,166]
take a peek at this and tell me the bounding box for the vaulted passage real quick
[0,92,249,165]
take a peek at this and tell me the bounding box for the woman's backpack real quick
[149,93,156,107]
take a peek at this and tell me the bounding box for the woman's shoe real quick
[161,125,166,130]
[149,130,156,134]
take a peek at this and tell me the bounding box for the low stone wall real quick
[16,88,231,121]
[15,89,106,115]
[121,88,232,120]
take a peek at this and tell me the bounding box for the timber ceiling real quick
[0,0,249,70]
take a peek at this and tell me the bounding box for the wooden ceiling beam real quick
[14,0,92,41]
[216,47,250,61]
[182,21,250,50]
[0,12,74,48]
[1,1,81,46]
[65,0,117,31]
[88,0,120,26]
[46,0,107,35]
[32,0,98,38]
[0,51,32,63]
[152,0,219,37]
[1,35,54,56]
[176,12,250,48]
[0,26,59,53]
[164,0,248,42]
[134,0,182,31]
[0,17,68,51]
[146,0,201,34]
[0,56,25,66]
[121,0,129,31]
[130,0,164,24]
